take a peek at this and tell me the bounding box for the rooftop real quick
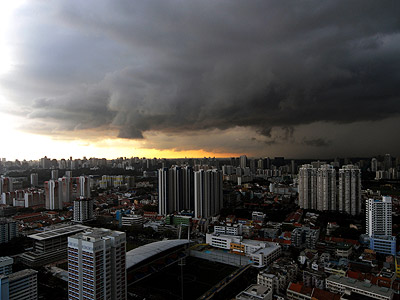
[28,224,90,241]
[327,275,394,298]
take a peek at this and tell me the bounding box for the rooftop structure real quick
[126,239,189,269]
[326,275,394,300]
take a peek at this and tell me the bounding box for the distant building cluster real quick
[158,166,223,219]
[298,164,361,215]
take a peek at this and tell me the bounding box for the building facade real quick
[68,228,126,300]
[338,165,361,215]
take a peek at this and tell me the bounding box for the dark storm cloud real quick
[2,0,400,145]
[302,138,331,147]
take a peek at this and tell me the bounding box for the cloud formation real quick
[1,0,400,156]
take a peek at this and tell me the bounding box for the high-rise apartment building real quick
[45,180,62,210]
[0,219,17,244]
[338,165,361,215]
[30,174,38,187]
[298,165,317,210]
[194,169,223,219]
[68,228,126,300]
[73,197,94,223]
[60,176,72,203]
[158,166,194,215]
[366,196,392,237]
[366,196,395,255]
[371,158,378,172]
[240,155,247,169]
[51,170,59,180]
[77,176,91,198]
[316,165,336,211]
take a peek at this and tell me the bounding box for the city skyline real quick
[1,1,400,160]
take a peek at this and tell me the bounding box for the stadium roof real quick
[126,239,189,269]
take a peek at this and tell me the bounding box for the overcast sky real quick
[0,0,399,159]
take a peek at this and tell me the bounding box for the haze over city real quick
[1,0,399,160]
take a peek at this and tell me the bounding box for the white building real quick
[214,224,243,236]
[236,284,272,300]
[366,196,392,237]
[338,165,361,215]
[68,228,126,300]
[206,233,281,267]
[73,197,94,223]
[121,214,144,227]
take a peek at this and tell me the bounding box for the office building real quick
[316,165,336,211]
[68,228,126,300]
[338,165,361,215]
[73,197,94,223]
[45,180,62,210]
[0,257,13,276]
[20,224,89,267]
[0,269,38,300]
[298,165,317,210]
[0,219,17,244]
[366,196,392,237]
[194,169,223,219]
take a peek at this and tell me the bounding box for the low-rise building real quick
[20,224,90,267]
[326,274,394,300]
[236,284,272,300]
[257,258,298,293]
[121,214,144,227]
[370,235,396,256]
[214,224,243,236]
[206,233,281,267]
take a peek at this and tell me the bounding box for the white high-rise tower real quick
[298,164,317,210]
[338,165,361,215]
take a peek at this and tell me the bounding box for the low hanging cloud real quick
[1,0,400,155]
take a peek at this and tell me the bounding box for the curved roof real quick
[126,239,189,269]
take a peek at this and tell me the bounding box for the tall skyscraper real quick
[68,228,126,300]
[158,166,194,215]
[194,169,223,219]
[338,165,361,215]
[298,165,317,210]
[45,180,62,210]
[316,165,336,211]
[73,197,94,223]
[366,196,392,237]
